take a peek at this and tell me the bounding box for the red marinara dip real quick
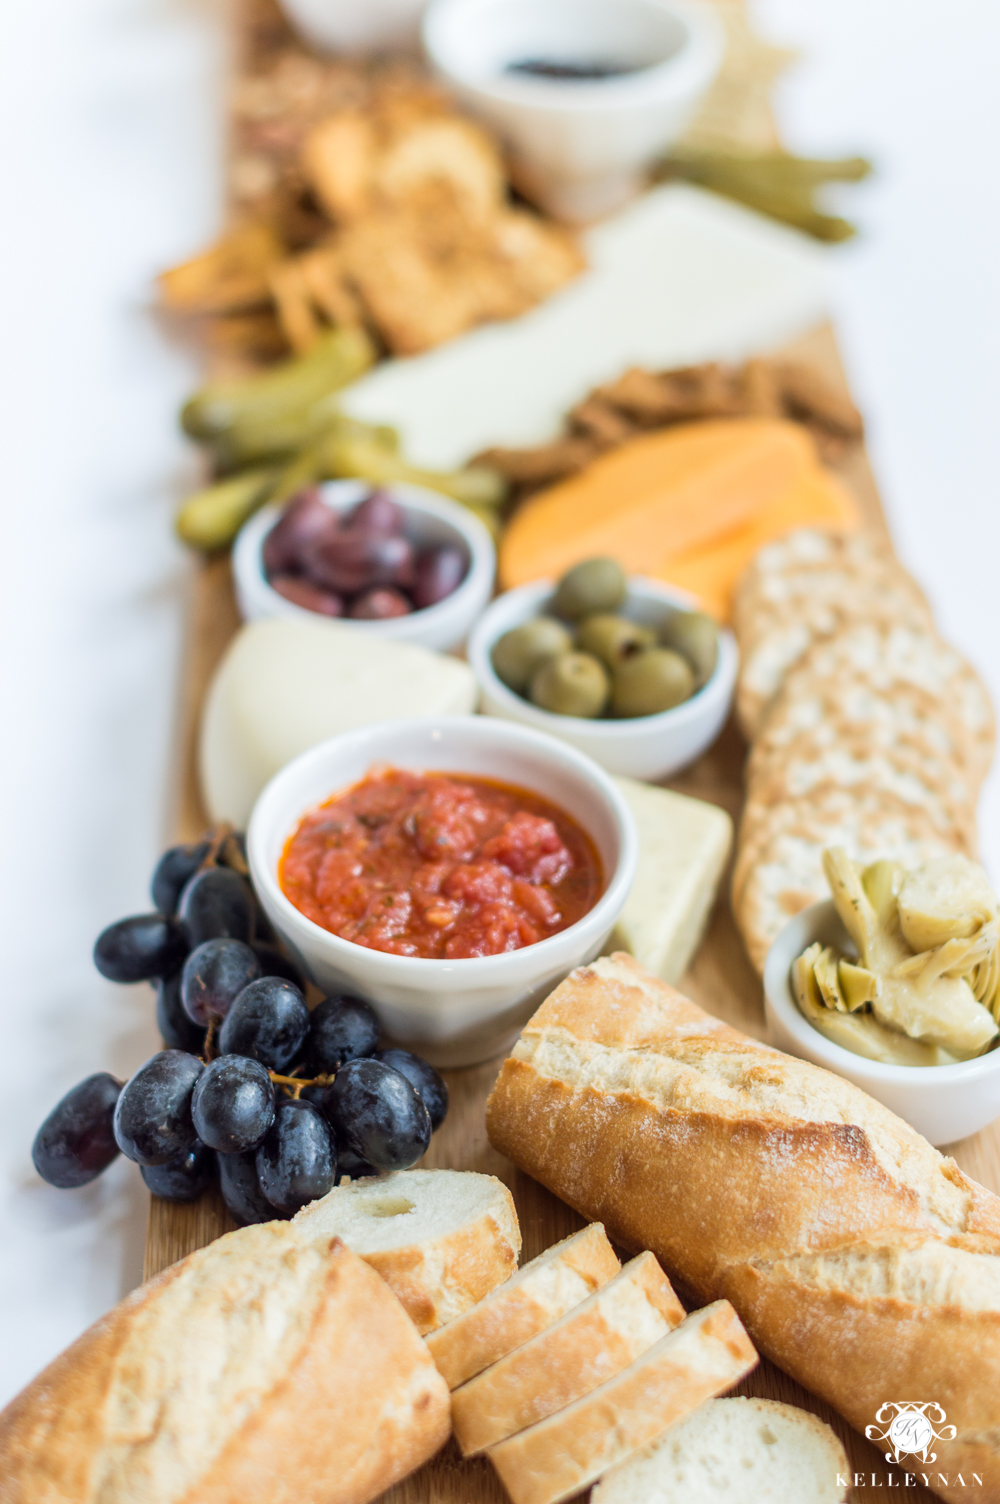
[279,767,603,960]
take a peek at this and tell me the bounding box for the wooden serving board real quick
[145,318,1000,1504]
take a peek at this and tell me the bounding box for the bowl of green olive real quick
[468,558,738,780]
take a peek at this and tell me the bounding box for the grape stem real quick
[268,1070,334,1100]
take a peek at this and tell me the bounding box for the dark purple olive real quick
[305,532,414,595]
[412,545,466,610]
[341,490,405,536]
[262,489,339,576]
[349,587,412,620]
[269,575,344,617]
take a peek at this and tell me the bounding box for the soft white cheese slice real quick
[199,618,477,827]
[607,775,733,984]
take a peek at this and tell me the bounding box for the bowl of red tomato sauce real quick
[247,718,637,1066]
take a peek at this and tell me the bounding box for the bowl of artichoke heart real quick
[764,847,1000,1144]
[467,558,737,780]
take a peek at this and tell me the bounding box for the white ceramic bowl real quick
[467,577,737,781]
[423,0,723,221]
[764,901,1000,1146]
[247,716,638,1067]
[277,0,428,54]
[233,479,496,656]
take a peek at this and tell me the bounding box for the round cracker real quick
[734,802,963,972]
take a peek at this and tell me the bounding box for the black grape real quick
[181,939,260,1026]
[336,1145,378,1183]
[113,1051,203,1166]
[218,1149,287,1227]
[322,1059,430,1172]
[301,995,380,1075]
[256,1098,336,1215]
[376,1049,448,1131]
[94,914,187,984]
[192,1056,275,1153]
[218,978,309,1071]
[32,1073,123,1188]
[252,942,305,991]
[141,1143,215,1202]
[155,974,206,1054]
[178,867,254,948]
[151,841,210,915]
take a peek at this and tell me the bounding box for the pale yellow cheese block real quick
[606,776,732,984]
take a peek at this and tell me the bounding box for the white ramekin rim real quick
[231,478,496,640]
[423,0,725,114]
[247,714,639,979]
[764,899,1000,1086]
[467,575,737,739]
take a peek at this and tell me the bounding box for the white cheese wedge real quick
[199,618,477,827]
[607,775,733,984]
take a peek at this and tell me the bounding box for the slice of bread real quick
[591,1397,849,1504]
[427,1223,620,1389]
[488,1301,758,1504]
[453,1251,684,1454]
[292,1169,520,1335]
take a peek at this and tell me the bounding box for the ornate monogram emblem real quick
[866,1403,957,1466]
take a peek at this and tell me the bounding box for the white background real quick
[0,0,997,1407]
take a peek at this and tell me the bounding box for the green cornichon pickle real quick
[181,327,376,441]
[319,429,508,513]
[175,466,279,551]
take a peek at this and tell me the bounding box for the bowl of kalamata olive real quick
[468,558,738,780]
[233,479,496,654]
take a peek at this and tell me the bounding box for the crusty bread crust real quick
[452,1251,684,1454]
[487,1301,757,1504]
[485,954,1000,1504]
[362,1191,519,1336]
[294,1171,521,1336]
[426,1223,620,1389]
[0,1231,450,1504]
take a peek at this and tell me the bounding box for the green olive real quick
[492,618,574,692]
[660,610,719,689]
[576,613,657,668]
[530,652,610,718]
[611,648,695,717]
[553,558,627,621]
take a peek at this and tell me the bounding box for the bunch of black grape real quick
[31,829,448,1226]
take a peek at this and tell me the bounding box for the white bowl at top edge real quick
[276,0,428,55]
[247,716,638,1068]
[232,479,496,656]
[467,577,737,782]
[422,0,724,222]
[763,900,1000,1147]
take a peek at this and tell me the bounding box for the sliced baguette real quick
[591,1397,849,1504]
[0,1227,450,1504]
[453,1251,684,1454]
[292,1168,520,1335]
[488,1300,758,1504]
[427,1222,620,1389]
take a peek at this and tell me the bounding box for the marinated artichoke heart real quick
[789,847,1000,1066]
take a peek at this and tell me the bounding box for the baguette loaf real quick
[486,953,1000,1504]
[0,1226,450,1504]
[452,1251,684,1454]
[292,1169,520,1334]
[487,1300,757,1504]
[426,1222,620,1389]
[591,1397,849,1504]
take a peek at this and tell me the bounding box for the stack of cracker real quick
[731,528,994,971]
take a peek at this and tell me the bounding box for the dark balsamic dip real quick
[505,58,643,81]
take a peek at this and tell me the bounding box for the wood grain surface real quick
[145,324,1000,1504]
